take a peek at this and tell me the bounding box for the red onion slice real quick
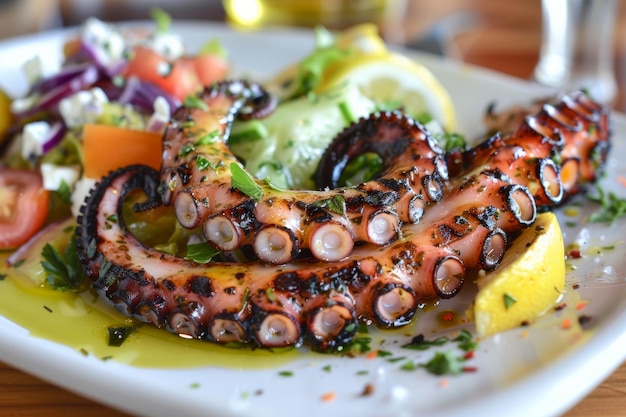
[41,121,67,154]
[14,65,101,120]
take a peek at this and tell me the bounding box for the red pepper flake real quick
[462,366,478,373]
[438,378,449,388]
[575,301,588,310]
[463,350,475,360]
[572,283,581,290]
[441,311,455,322]
[365,349,379,360]
[568,249,582,258]
[561,317,572,330]
[321,391,336,402]
[617,175,626,187]
[554,302,567,311]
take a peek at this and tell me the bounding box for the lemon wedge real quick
[473,212,566,336]
[315,52,456,131]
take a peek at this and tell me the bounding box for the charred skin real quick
[76,165,468,351]
[76,89,610,351]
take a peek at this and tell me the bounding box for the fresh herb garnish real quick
[230,162,263,201]
[107,325,136,347]
[57,179,72,205]
[285,27,352,100]
[310,195,346,216]
[402,334,449,350]
[398,330,479,375]
[150,7,171,32]
[503,293,517,309]
[184,95,209,111]
[422,351,464,376]
[195,129,220,145]
[196,155,213,171]
[185,243,220,263]
[278,370,294,377]
[453,329,478,352]
[438,131,467,152]
[339,153,383,186]
[586,185,626,224]
[199,38,227,59]
[179,143,195,157]
[41,240,87,291]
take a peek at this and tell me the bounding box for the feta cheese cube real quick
[147,32,185,61]
[81,17,127,69]
[40,163,81,191]
[22,56,44,86]
[22,121,51,159]
[59,87,108,128]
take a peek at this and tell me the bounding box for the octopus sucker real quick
[76,90,611,351]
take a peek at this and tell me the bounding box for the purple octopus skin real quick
[75,86,611,352]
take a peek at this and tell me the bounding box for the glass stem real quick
[534,0,618,104]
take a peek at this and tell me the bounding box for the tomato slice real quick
[0,169,50,249]
[123,46,229,101]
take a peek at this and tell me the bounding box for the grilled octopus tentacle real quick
[76,164,469,350]
[167,84,447,263]
[77,91,611,352]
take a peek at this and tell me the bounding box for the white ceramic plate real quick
[1,22,625,417]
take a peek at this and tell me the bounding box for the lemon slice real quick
[473,212,566,336]
[316,52,456,131]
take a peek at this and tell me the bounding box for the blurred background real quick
[0,0,624,110]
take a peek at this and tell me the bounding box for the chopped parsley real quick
[57,179,72,205]
[398,330,478,376]
[310,195,346,216]
[453,329,478,352]
[184,94,209,111]
[503,293,517,309]
[402,334,449,350]
[107,325,136,347]
[196,155,213,171]
[41,240,87,291]
[422,351,464,376]
[586,185,626,224]
[195,129,220,145]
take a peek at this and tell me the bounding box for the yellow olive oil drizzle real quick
[0,256,298,369]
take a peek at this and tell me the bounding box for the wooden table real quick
[1,1,625,416]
